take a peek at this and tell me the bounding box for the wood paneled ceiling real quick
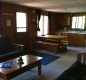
[1,0,86,13]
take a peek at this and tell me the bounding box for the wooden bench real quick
[59,40,69,52]
[35,41,60,53]
[43,39,69,52]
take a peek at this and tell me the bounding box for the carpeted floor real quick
[67,45,86,52]
[0,46,82,80]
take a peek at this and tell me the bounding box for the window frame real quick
[16,12,27,32]
[71,16,85,30]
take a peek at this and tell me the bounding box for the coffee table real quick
[0,54,43,80]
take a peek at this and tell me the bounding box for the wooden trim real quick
[2,13,14,16]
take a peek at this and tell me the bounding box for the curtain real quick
[48,12,51,24]
[36,9,41,31]
[48,12,52,34]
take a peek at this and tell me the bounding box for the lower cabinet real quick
[62,33,86,47]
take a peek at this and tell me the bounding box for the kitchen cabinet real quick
[61,32,86,47]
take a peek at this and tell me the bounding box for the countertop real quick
[56,30,86,35]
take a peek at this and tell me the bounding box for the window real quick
[72,16,85,29]
[16,12,27,32]
[37,15,48,36]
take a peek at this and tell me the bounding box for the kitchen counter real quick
[61,31,86,34]
[61,31,86,47]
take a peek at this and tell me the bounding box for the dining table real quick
[37,35,67,43]
[36,35,68,52]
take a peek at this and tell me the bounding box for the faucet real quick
[80,28,82,32]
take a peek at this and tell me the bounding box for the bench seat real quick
[35,41,60,53]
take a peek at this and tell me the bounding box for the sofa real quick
[0,37,26,62]
[55,52,86,80]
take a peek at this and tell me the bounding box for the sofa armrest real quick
[12,43,25,51]
[77,52,86,65]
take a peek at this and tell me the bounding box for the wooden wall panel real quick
[49,13,71,34]
[1,3,16,42]
[27,9,37,50]
[0,2,2,36]
[1,2,37,50]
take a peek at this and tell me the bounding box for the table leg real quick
[38,60,41,75]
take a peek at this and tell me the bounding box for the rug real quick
[12,50,76,80]
[28,51,60,65]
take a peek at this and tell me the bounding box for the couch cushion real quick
[55,61,86,80]
[0,51,32,62]
[0,51,27,62]
[0,37,13,54]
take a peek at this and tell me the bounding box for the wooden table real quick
[38,35,67,42]
[37,35,68,52]
[0,54,43,80]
